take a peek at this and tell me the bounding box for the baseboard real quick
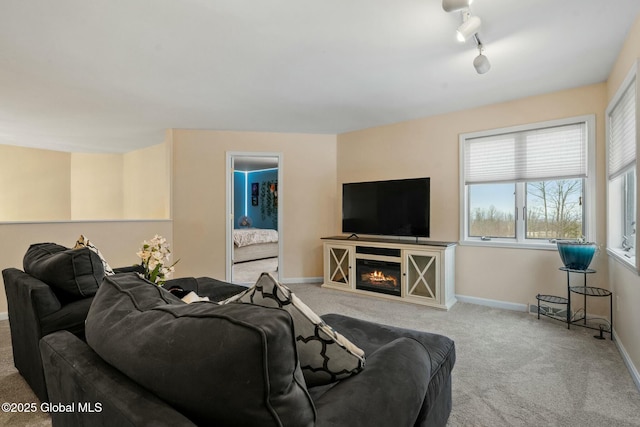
[0,312,8,321]
[281,276,323,285]
[613,329,640,393]
[455,294,528,312]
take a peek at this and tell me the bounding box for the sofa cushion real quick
[313,337,431,427]
[23,243,104,300]
[85,273,315,427]
[40,297,93,338]
[222,273,365,386]
[320,313,456,423]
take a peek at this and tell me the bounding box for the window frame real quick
[459,115,596,250]
[606,60,639,273]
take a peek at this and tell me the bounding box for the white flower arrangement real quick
[136,235,179,285]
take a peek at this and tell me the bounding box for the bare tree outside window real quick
[470,205,515,237]
[526,179,583,239]
[468,180,583,241]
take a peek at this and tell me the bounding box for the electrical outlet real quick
[616,295,620,312]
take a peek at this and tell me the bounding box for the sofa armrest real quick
[160,277,246,302]
[3,268,62,318]
[313,337,431,427]
[2,267,64,401]
[193,277,247,302]
[40,331,197,427]
[112,265,145,274]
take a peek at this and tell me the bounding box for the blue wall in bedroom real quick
[233,171,246,227]
[234,169,278,230]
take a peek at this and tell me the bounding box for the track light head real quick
[457,14,481,42]
[442,0,473,13]
[473,52,491,74]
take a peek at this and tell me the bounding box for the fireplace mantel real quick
[321,236,457,310]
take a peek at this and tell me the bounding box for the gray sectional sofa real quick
[2,242,245,402]
[39,273,456,426]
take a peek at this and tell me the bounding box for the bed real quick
[233,228,279,263]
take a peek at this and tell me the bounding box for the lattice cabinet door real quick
[404,250,440,303]
[325,244,353,288]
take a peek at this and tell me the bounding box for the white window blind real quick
[464,122,588,185]
[608,77,637,180]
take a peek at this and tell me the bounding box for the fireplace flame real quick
[370,271,385,281]
[365,270,398,287]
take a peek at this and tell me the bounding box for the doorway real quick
[226,152,282,284]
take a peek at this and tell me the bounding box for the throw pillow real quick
[74,235,115,275]
[85,273,315,426]
[222,272,366,386]
[23,242,105,299]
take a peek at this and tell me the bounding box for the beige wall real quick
[338,83,608,308]
[0,145,71,221]
[0,140,173,315]
[123,132,172,219]
[71,152,124,219]
[0,142,170,222]
[172,130,337,281]
[0,220,172,314]
[606,14,640,384]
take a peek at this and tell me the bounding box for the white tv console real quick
[321,236,457,310]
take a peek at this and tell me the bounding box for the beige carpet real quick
[1,282,640,426]
[232,257,278,284]
[0,321,50,427]
[286,283,640,427]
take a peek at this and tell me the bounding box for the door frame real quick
[225,151,283,283]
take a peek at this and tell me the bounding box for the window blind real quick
[464,122,587,185]
[608,77,636,180]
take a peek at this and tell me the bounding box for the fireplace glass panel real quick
[356,259,401,296]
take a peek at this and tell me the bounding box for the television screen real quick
[342,177,430,237]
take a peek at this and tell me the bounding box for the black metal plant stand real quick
[536,267,613,340]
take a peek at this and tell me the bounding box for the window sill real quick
[460,239,558,251]
[606,247,639,274]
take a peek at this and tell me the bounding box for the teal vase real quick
[557,241,597,270]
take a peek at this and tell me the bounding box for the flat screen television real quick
[342,177,430,237]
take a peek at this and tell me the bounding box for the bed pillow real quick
[73,234,115,275]
[23,242,105,299]
[85,273,315,426]
[222,273,365,386]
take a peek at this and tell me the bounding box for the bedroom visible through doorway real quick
[226,153,282,284]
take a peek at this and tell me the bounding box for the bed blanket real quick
[233,228,278,247]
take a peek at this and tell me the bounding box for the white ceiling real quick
[1,0,639,153]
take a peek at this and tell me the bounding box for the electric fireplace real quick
[356,259,401,296]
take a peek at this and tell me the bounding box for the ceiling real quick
[2,0,639,153]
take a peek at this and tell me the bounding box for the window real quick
[606,61,638,270]
[460,116,595,248]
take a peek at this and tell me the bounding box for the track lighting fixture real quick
[456,12,481,42]
[442,0,491,74]
[473,41,491,74]
[442,0,473,13]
